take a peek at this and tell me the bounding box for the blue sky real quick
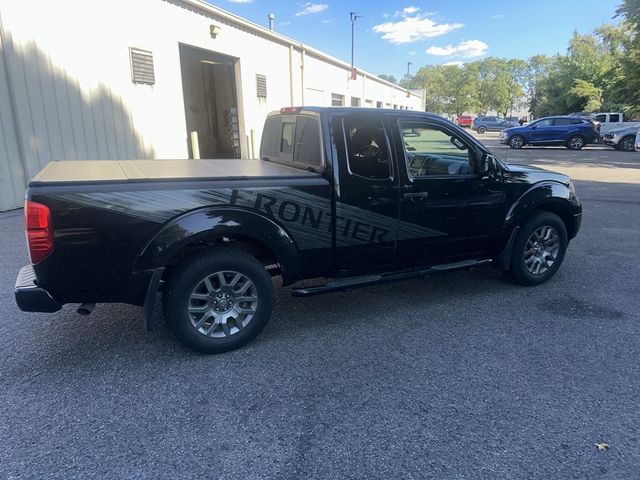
[211,0,623,78]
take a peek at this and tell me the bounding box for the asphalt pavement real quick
[1,139,639,479]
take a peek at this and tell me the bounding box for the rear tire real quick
[477,126,487,134]
[510,212,568,286]
[163,247,275,354]
[619,135,635,152]
[566,135,585,150]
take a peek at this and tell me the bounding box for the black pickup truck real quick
[16,107,582,353]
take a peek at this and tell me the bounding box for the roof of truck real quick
[29,159,320,186]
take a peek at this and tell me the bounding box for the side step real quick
[292,259,492,297]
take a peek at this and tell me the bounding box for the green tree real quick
[377,74,398,84]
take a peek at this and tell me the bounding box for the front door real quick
[330,113,400,272]
[528,118,554,143]
[391,117,507,264]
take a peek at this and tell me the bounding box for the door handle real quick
[403,192,429,200]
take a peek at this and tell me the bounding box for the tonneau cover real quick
[29,159,319,186]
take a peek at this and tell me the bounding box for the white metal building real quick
[0,0,423,211]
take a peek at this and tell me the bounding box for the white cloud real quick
[426,40,488,58]
[444,61,464,66]
[491,14,504,19]
[382,13,390,18]
[280,21,292,26]
[228,0,252,3]
[373,11,463,44]
[321,19,331,24]
[295,3,328,16]
[409,51,417,56]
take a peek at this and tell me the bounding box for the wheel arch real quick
[134,207,302,286]
[505,181,578,238]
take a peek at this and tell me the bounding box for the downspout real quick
[288,45,294,106]
[300,44,305,106]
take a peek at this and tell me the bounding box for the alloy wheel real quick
[187,270,259,338]
[523,225,560,275]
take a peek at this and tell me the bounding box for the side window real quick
[553,118,572,126]
[343,116,391,180]
[595,114,607,122]
[534,119,553,127]
[401,122,474,177]
[293,116,321,167]
[610,114,620,122]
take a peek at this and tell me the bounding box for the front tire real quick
[510,212,568,286]
[567,135,585,150]
[477,126,487,134]
[619,135,635,152]
[509,135,525,149]
[163,248,275,354]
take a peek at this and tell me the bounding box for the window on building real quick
[365,99,373,107]
[331,93,345,106]
[343,116,391,180]
[393,104,398,109]
[351,97,361,107]
[376,101,383,108]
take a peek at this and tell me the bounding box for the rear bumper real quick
[15,265,61,313]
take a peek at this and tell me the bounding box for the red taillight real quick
[24,200,53,264]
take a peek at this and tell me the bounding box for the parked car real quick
[592,112,637,134]
[456,114,473,128]
[602,123,640,152]
[500,116,599,150]
[15,107,582,354]
[471,116,519,133]
[636,129,640,151]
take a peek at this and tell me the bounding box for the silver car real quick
[602,123,640,152]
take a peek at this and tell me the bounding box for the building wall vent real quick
[256,74,267,98]
[129,48,155,85]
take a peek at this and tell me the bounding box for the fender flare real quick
[497,181,576,269]
[504,181,572,228]
[134,207,302,285]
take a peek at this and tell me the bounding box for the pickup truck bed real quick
[30,159,319,185]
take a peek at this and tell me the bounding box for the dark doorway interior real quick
[179,44,241,158]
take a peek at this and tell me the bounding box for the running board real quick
[292,259,492,297]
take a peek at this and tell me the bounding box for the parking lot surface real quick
[1,138,639,479]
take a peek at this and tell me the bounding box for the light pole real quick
[350,12,362,78]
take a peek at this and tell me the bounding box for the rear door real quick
[392,116,507,264]
[330,113,400,272]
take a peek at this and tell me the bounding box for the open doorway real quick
[179,44,241,158]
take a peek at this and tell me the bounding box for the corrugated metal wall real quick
[0,14,26,212]
[0,10,150,212]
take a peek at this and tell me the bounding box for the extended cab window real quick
[343,116,391,180]
[401,123,473,177]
